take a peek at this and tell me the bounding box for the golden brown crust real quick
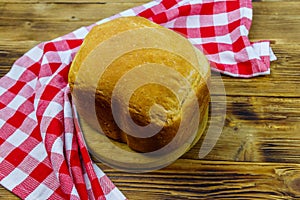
[69,16,210,153]
[68,16,163,89]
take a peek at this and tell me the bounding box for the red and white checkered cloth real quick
[0,0,276,199]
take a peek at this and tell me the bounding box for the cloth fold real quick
[0,0,276,199]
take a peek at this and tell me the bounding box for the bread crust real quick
[69,16,210,153]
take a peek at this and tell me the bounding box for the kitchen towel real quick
[0,0,276,199]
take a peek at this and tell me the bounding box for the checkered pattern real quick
[0,39,125,199]
[0,0,276,199]
[100,0,276,77]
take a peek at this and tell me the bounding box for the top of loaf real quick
[68,16,163,87]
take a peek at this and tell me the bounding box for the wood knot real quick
[71,16,79,21]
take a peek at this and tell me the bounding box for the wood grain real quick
[98,159,300,199]
[1,0,300,199]
[184,96,300,163]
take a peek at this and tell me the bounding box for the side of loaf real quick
[68,16,210,153]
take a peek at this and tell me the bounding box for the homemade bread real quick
[68,16,210,153]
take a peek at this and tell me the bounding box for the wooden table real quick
[1,0,300,199]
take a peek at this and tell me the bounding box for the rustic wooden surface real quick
[1,0,300,199]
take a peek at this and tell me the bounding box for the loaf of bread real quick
[68,16,210,153]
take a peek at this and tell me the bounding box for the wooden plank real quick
[1,1,298,18]
[252,1,300,15]
[2,159,300,199]
[0,20,91,42]
[0,3,142,41]
[0,2,299,43]
[184,96,300,163]
[250,15,300,44]
[0,187,19,199]
[98,159,300,199]
[0,2,142,21]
